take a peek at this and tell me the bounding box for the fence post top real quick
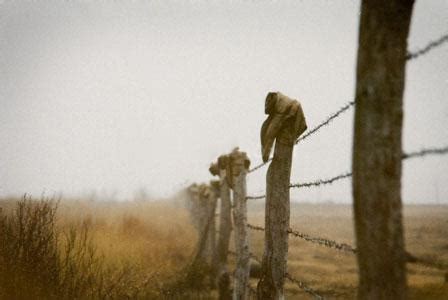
[209,162,220,176]
[261,92,307,162]
[228,147,250,176]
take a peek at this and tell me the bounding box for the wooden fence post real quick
[186,183,217,287]
[209,179,221,286]
[206,182,218,268]
[211,155,233,300]
[186,183,201,232]
[229,148,251,300]
[257,92,307,299]
[353,1,414,299]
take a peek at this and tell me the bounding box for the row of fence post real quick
[186,148,252,299]
[184,92,308,299]
[184,90,446,300]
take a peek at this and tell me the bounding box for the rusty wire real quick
[406,32,448,60]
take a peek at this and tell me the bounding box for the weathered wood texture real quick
[257,92,307,299]
[353,1,414,299]
[187,184,218,287]
[205,189,218,266]
[216,156,233,300]
[230,149,251,300]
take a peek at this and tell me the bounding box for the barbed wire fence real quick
[182,32,448,300]
[239,33,448,299]
[248,32,448,175]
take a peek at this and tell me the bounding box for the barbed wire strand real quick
[247,223,356,254]
[246,145,448,200]
[287,227,356,254]
[290,172,352,189]
[406,33,448,60]
[285,273,325,300]
[402,145,448,160]
[295,101,355,144]
[247,224,448,274]
[247,33,448,175]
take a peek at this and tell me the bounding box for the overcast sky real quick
[1,0,447,203]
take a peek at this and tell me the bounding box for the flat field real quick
[245,202,448,299]
[1,198,446,299]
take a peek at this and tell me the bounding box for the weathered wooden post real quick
[186,183,217,287]
[205,182,218,268]
[257,92,307,299]
[186,183,201,232]
[352,1,414,299]
[228,148,251,300]
[207,179,221,288]
[210,155,233,300]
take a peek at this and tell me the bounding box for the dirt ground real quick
[243,202,448,299]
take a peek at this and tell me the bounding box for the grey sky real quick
[1,0,447,203]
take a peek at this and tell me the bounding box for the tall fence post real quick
[352,1,414,299]
[228,148,251,300]
[257,92,307,299]
[211,157,233,300]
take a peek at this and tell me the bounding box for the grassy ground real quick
[0,198,446,299]
[246,202,448,299]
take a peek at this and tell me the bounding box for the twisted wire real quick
[290,172,352,189]
[287,227,356,254]
[295,101,355,144]
[248,158,271,173]
[247,224,356,254]
[247,145,448,200]
[402,145,448,160]
[406,33,448,60]
[246,33,448,176]
[248,101,354,174]
[285,273,325,300]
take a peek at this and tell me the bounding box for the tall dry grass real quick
[0,196,200,299]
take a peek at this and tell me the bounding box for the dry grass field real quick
[0,197,446,299]
[246,202,448,299]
